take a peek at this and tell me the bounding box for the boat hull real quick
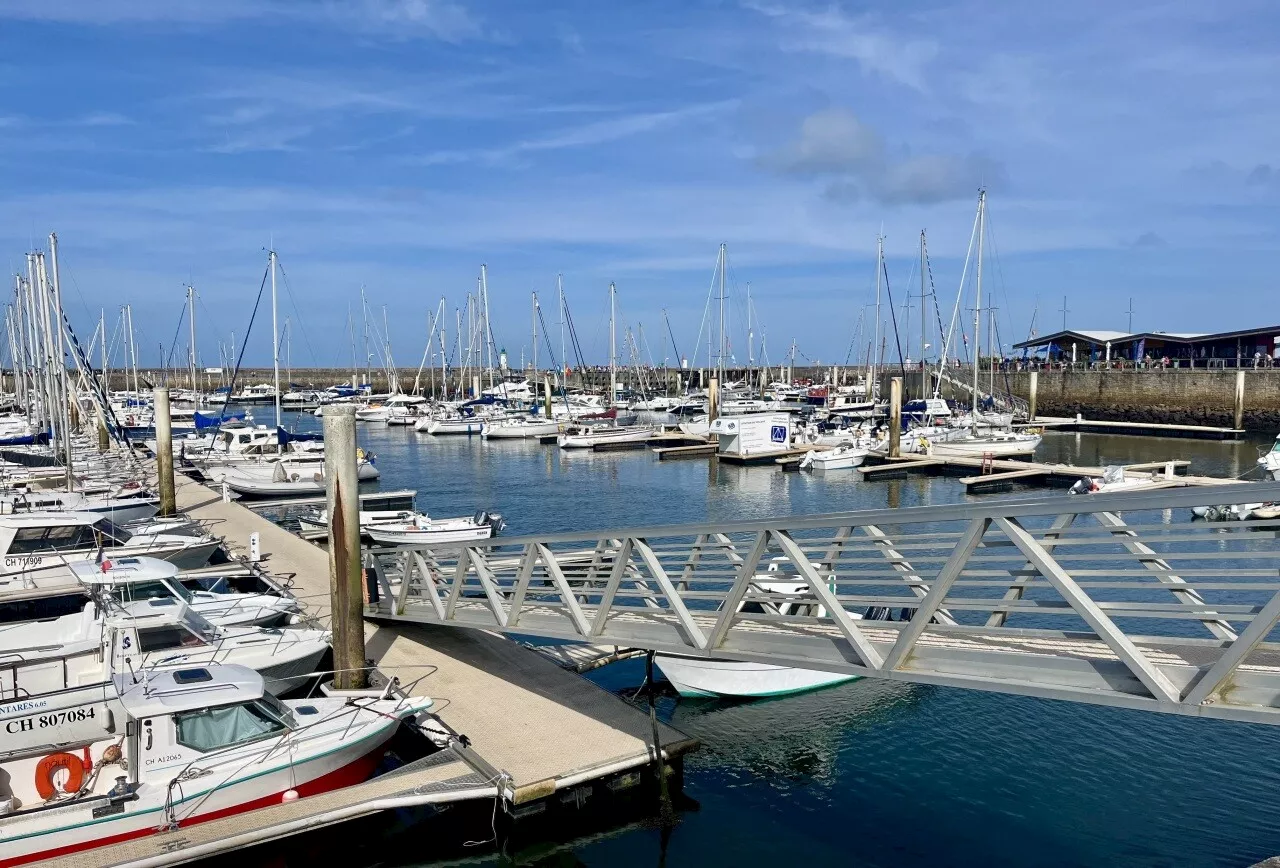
[0,718,399,867]
[654,655,858,698]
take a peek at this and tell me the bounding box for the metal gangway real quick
[932,368,1029,417]
[365,482,1280,725]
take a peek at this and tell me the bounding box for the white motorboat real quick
[209,455,380,498]
[481,416,563,439]
[1068,466,1168,496]
[229,382,278,404]
[0,485,159,525]
[799,443,869,471]
[557,424,654,449]
[0,664,431,866]
[418,415,485,435]
[655,578,861,698]
[74,557,301,627]
[297,508,504,545]
[0,512,220,597]
[0,600,330,698]
[364,511,504,546]
[1260,435,1280,481]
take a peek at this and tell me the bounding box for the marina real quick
[7,7,1280,861]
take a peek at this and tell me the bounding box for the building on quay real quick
[1014,325,1280,368]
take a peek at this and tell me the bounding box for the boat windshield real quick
[1271,437,1280,454]
[179,607,220,643]
[94,518,133,545]
[174,701,288,753]
[117,579,192,604]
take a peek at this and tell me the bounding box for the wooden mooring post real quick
[153,387,176,516]
[323,404,368,690]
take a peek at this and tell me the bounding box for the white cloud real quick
[762,107,999,204]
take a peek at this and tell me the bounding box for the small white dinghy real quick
[0,664,432,866]
[799,443,869,471]
[655,575,868,698]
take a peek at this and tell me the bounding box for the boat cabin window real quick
[174,701,288,753]
[8,523,97,553]
[136,623,208,652]
[739,601,768,615]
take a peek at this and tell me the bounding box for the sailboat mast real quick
[269,248,281,428]
[746,281,753,387]
[531,291,538,378]
[972,190,986,419]
[872,235,882,401]
[609,282,617,406]
[126,303,139,398]
[920,231,927,399]
[718,243,726,384]
[557,274,566,390]
[187,285,198,396]
[48,234,73,490]
[480,264,494,391]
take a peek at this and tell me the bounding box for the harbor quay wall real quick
[1006,370,1280,431]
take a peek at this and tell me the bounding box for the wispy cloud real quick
[743,1,937,92]
[0,0,483,41]
[415,100,738,166]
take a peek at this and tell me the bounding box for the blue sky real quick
[1,0,1277,370]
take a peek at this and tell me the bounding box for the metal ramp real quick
[367,482,1280,725]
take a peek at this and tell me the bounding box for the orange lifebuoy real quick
[35,752,85,799]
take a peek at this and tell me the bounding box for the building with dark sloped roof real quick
[1013,326,1280,367]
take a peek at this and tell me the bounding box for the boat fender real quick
[356,447,366,461]
[35,752,85,800]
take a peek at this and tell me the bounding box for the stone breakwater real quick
[1005,370,1280,431]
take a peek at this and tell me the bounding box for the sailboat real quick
[556,283,654,449]
[906,192,1040,459]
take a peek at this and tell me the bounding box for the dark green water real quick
[291,414,1280,867]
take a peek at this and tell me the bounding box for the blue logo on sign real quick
[770,425,787,443]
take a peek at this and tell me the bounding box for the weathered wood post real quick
[889,376,902,459]
[1234,370,1246,430]
[323,404,367,690]
[1028,370,1039,421]
[708,377,719,422]
[153,388,176,516]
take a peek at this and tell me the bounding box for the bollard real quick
[889,377,902,459]
[1028,370,1038,421]
[323,405,367,690]
[222,481,231,503]
[708,377,720,422]
[1234,370,1245,430]
[154,388,176,517]
[249,532,261,563]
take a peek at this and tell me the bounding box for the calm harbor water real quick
[283,413,1280,867]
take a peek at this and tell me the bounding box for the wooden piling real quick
[708,377,719,421]
[323,404,368,690]
[154,388,176,516]
[1028,370,1038,421]
[1234,370,1245,430]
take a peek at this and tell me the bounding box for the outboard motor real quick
[1068,478,1090,496]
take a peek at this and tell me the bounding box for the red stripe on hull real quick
[1,751,383,867]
